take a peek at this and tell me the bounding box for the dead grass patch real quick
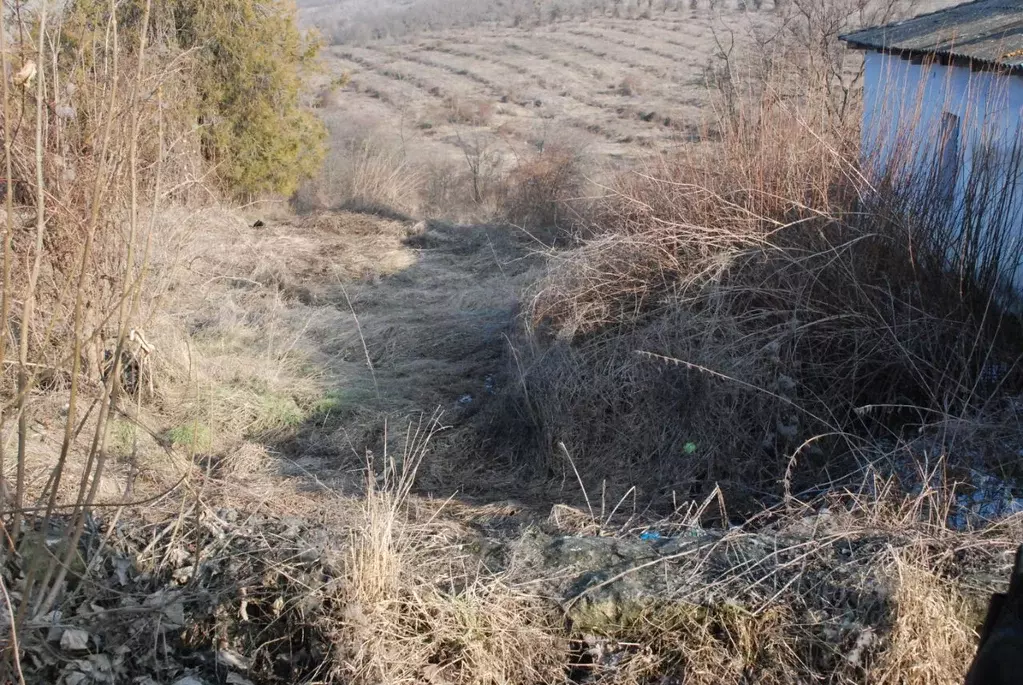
[580,604,798,685]
[335,419,566,685]
[870,546,977,684]
[297,124,422,217]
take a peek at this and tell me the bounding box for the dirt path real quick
[173,210,546,500]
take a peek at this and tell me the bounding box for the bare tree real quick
[780,0,915,124]
[706,25,739,128]
[455,129,502,206]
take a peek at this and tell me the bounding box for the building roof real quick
[840,0,1023,72]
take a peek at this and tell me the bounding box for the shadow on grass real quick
[248,214,557,506]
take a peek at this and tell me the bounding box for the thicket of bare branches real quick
[0,1,204,676]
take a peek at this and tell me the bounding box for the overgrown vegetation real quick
[3,0,1020,683]
[0,0,172,665]
[465,0,1016,513]
[0,0,325,679]
[491,87,1021,507]
[66,0,326,196]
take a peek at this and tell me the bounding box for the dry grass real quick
[587,604,799,685]
[127,6,1023,684]
[335,417,566,685]
[484,73,1023,509]
[871,547,977,684]
[300,127,423,216]
[2,1,1013,683]
[325,451,1011,685]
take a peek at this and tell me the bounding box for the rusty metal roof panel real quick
[840,0,1023,69]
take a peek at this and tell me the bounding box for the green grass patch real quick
[247,392,305,436]
[166,423,213,453]
[107,418,138,457]
[312,389,349,416]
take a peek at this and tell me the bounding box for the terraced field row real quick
[318,10,765,171]
[406,42,699,130]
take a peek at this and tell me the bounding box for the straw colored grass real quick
[335,417,566,685]
[870,547,977,684]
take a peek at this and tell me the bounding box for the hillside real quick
[2,0,1021,684]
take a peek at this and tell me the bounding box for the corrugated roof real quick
[840,0,1023,71]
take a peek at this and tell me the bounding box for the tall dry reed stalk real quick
[337,414,565,685]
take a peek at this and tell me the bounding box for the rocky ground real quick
[4,495,1016,684]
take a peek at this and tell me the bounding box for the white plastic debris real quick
[60,628,91,652]
[217,648,253,671]
[172,677,207,685]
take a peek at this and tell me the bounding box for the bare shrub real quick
[486,82,1023,509]
[763,0,917,125]
[298,125,421,217]
[444,95,496,126]
[616,74,643,96]
[0,0,192,662]
[418,151,504,224]
[499,142,585,235]
[419,158,473,220]
[456,129,504,209]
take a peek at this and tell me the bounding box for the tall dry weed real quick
[492,72,1023,509]
[336,416,564,685]
[300,126,422,216]
[869,547,976,684]
[0,0,214,675]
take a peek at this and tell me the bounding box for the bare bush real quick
[444,95,496,126]
[616,74,643,96]
[765,0,917,124]
[500,142,585,235]
[419,158,474,220]
[0,0,181,666]
[456,129,504,209]
[486,83,1023,509]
